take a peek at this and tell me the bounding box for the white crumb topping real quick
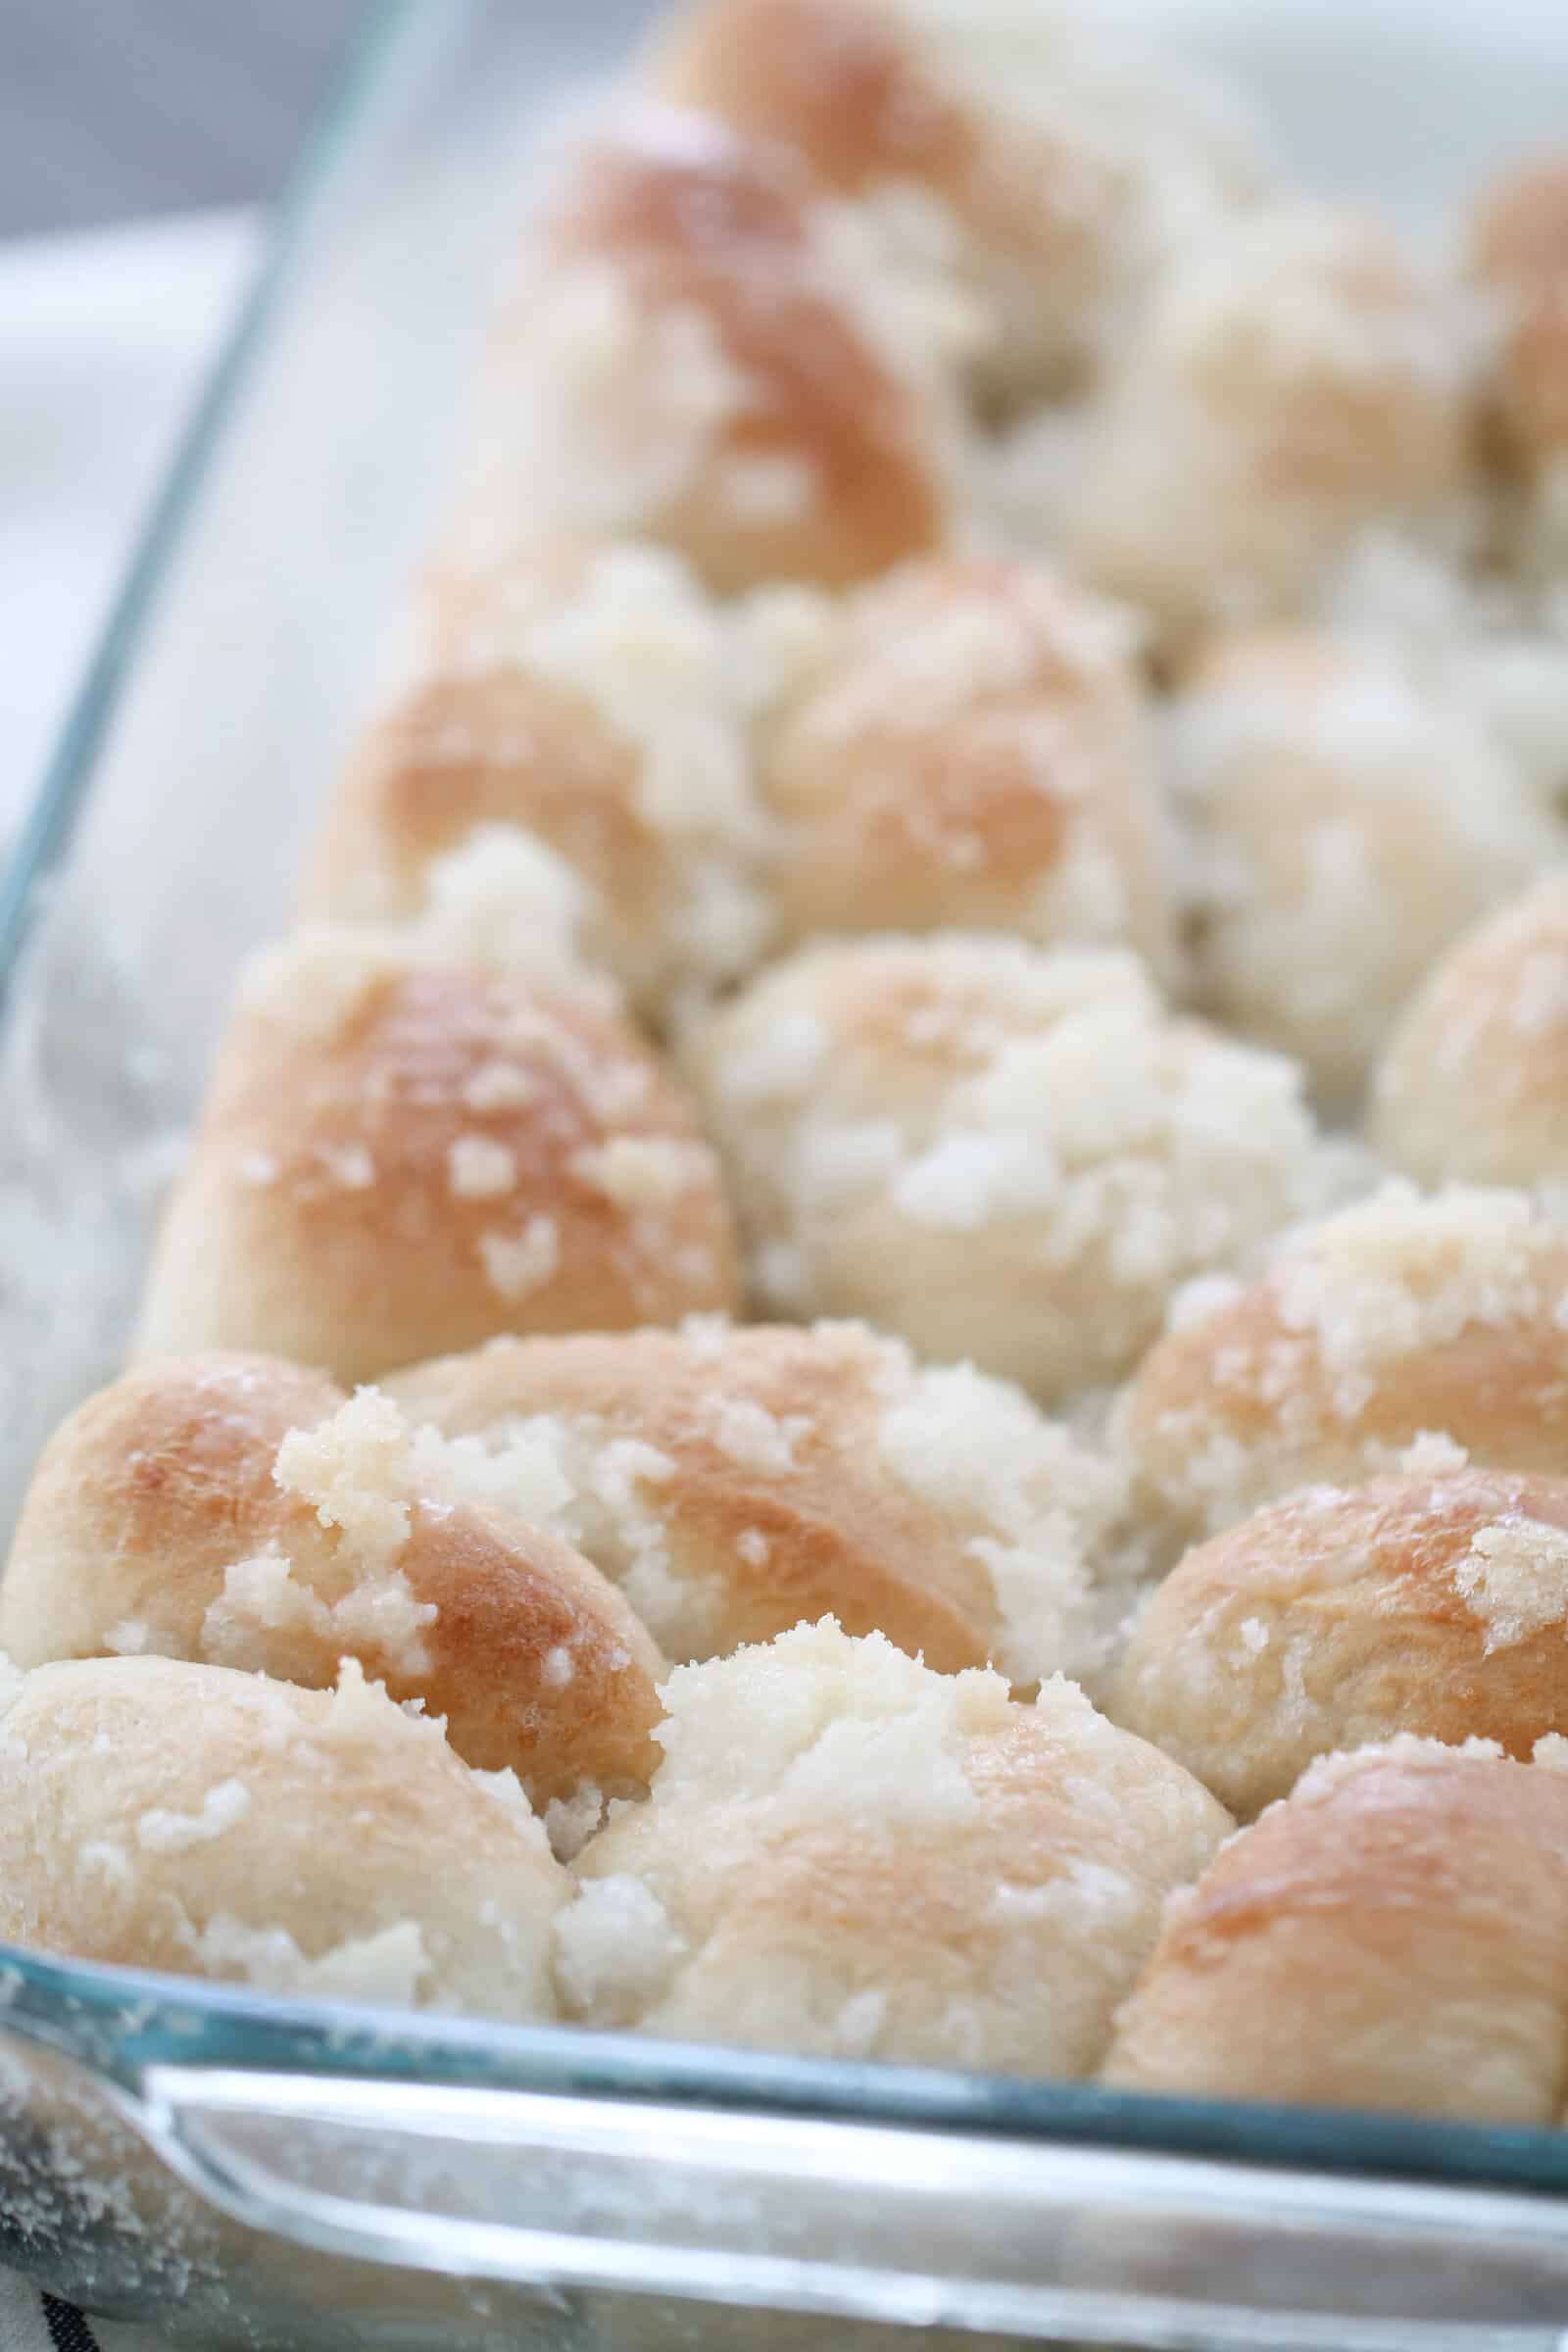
[464,1059,539,1112]
[695,937,1331,1398]
[1168,628,1561,1098]
[316,1143,375,1191]
[876,1357,1125,1680]
[1270,1182,1555,1405]
[479,1215,562,1301]
[554,1874,687,2022]
[705,1396,810,1477]
[544,1781,608,1863]
[193,1914,433,2007]
[202,1546,438,1685]
[136,1779,252,1855]
[274,1391,412,1572]
[571,1135,710,1210]
[1451,1517,1568,1650]
[448,1134,518,1200]
[414,827,612,1007]
[650,1619,1006,1821]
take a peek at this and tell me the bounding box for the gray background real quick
[0,0,368,236]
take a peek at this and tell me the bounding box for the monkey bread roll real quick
[1371,877,1568,1191]
[758,554,1179,980]
[1102,1738,1568,2125]
[1113,1466,1568,1818]
[133,926,740,1385]
[1061,203,1472,645]
[646,0,1267,409]
[447,105,972,595]
[0,1356,665,1806]
[387,1318,1127,1686]
[305,539,827,1027]
[1118,1181,1568,1550]
[687,936,1331,1404]
[1471,156,1568,571]
[0,1654,570,2016]
[555,1619,1231,2072]
[1168,626,1559,1108]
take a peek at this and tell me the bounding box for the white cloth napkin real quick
[0,210,258,832]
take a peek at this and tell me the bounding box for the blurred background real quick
[1,0,364,234]
[0,1,367,817]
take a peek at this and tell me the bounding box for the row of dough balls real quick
[446,0,1568,637]
[303,528,1568,1104]
[7,1622,1568,2124]
[51,1177,1568,1842]
[134,894,1568,1419]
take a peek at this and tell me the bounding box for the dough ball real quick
[760,554,1178,979]
[1372,876,1568,1191]
[557,1618,1230,2071]
[1170,626,1560,1107]
[1104,1736,1568,2124]
[688,936,1331,1401]
[0,1654,569,2017]
[1,1356,665,1806]
[1114,1465,1568,1815]
[1119,1180,1568,1548]
[135,928,740,1383]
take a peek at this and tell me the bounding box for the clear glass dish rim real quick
[2,0,1564,2203]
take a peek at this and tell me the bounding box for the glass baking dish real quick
[7,2,1568,2344]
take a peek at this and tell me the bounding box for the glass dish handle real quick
[134,2063,1568,2347]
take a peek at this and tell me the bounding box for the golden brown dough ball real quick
[1170,628,1560,1107]
[687,936,1330,1402]
[387,1318,1126,1686]
[1119,1181,1568,1549]
[1471,157,1568,559]
[0,1655,569,2015]
[1371,877,1568,1190]
[449,107,969,593]
[306,540,828,1025]
[648,0,1265,407]
[1063,204,1471,644]
[134,928,740,1384]
[1114,1466,1568,1817]
[556,1619,1230,2071]
[760,555,1177,978]
[1103,1738,1568,2124]
[0,1356,664,1807]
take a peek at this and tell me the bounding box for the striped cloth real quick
[0,2273,168,2352]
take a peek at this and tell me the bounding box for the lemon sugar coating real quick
[558,1619,1230,2071]
[689,936,1335,1403]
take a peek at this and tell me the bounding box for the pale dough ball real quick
[1104,1737,1568,2124]
[650,0,1266,407]
[557,1618,1230,2072]
[1114,1465,1568,1816]
[1,1355,665,1806]
[688,935,1331,1402]
[307,540,830,1026]
[1119,1180,1568,1549]
[760,555,1178,979]
[1372,877,1568,1190]
[1471,156,1568,576]
[135,927,740,1384]
[388,1317,1128,1687]
[0,1654,569,2017]
[1063,203,1472,644]
[1170,627,1561,1107]
[447,106,972,594]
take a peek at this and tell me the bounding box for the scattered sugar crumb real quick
[479,1215,561,1300]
